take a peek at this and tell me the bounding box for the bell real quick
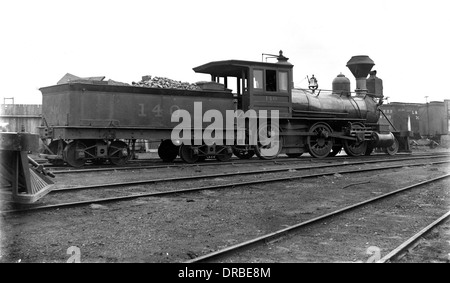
[308,75,318,91]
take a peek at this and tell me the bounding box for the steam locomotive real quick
[38,51,405,167]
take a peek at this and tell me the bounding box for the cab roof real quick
[193,59,293,77]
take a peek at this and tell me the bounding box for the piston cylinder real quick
[371,132,395,148]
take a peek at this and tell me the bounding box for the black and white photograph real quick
[1,0,449,272]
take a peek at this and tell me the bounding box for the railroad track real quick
[2,156,448,214]
[378,210,450,263]
[184,174,450,263]
[46,152,449,174]
[3,153,448,263]
[50,154,450,193]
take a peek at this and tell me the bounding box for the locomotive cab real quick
[193,51,293,118]
[193,51,293,159]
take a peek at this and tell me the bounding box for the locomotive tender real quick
[38,51,401,167]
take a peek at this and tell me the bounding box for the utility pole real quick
[425,96,430,137]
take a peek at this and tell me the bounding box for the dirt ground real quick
[0,147,449,263]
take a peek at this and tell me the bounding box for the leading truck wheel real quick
[64,140,87,168]
[307,122,333,158]
[158,139,179,162]
[343,123,367,157]
[254,124,283,160]
[108,141,130,166]
[384,137,399,156]
[343,140,368,157]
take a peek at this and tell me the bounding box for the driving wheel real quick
[307,122,333,158]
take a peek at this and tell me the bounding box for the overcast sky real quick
[1,0,449,104]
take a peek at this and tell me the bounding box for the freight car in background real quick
[38,51,408,167]
[419,101,448,139]
[380,101,449,143]
[379,102,421,139]
[443,100,450,147]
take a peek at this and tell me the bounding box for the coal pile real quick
[132,75,201,90]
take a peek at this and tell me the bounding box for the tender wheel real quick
[179,144,199,163]
[307,122,333,158]
[108,140,130,166]
[215,146,232,162]
[254,124,283,160]
[232,146,255,159]
[384,137,399,156]
[158,139,179,162]
[83,139,108,163]
[327,145,342,157]
[64,140,87,168]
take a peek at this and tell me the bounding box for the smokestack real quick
[346,55,375,95]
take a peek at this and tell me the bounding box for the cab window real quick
[253,69,263,89]
[265,70,276,92]
[253,69,287,92]
[279,71,288,92]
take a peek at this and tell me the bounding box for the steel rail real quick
[44,155,310,170]
[1,160,448,214]
[185,174,450,263]
[52,155,450,193]
[378,210,450,263]
[47,157,342,174]
[48,152,449,174]
[39,150,446,166]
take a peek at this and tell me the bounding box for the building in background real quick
[0,104,42,134]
